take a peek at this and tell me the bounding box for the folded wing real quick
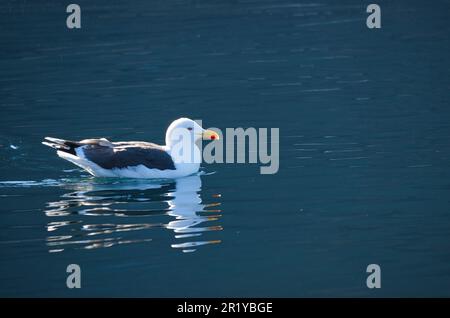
[82,143,176,171]
[43,137,176,171]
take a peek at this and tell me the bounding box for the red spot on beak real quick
[211,135,216,140]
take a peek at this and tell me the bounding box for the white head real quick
[165,118,219,148]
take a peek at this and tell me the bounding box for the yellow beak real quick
[202,129,220,141]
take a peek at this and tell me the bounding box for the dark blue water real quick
[1,0,450,296]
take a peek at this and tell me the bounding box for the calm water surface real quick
[1,0,450,296]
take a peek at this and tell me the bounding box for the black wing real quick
[82,143,176,171]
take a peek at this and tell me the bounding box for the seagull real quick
[42,118,219,179]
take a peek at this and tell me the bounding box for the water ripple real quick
[1,175,222,253]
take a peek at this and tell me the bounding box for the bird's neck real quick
[166,137,201,165]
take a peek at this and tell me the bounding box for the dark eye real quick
[187,127,193,131]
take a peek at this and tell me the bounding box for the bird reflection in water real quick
[44,175,222,253]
